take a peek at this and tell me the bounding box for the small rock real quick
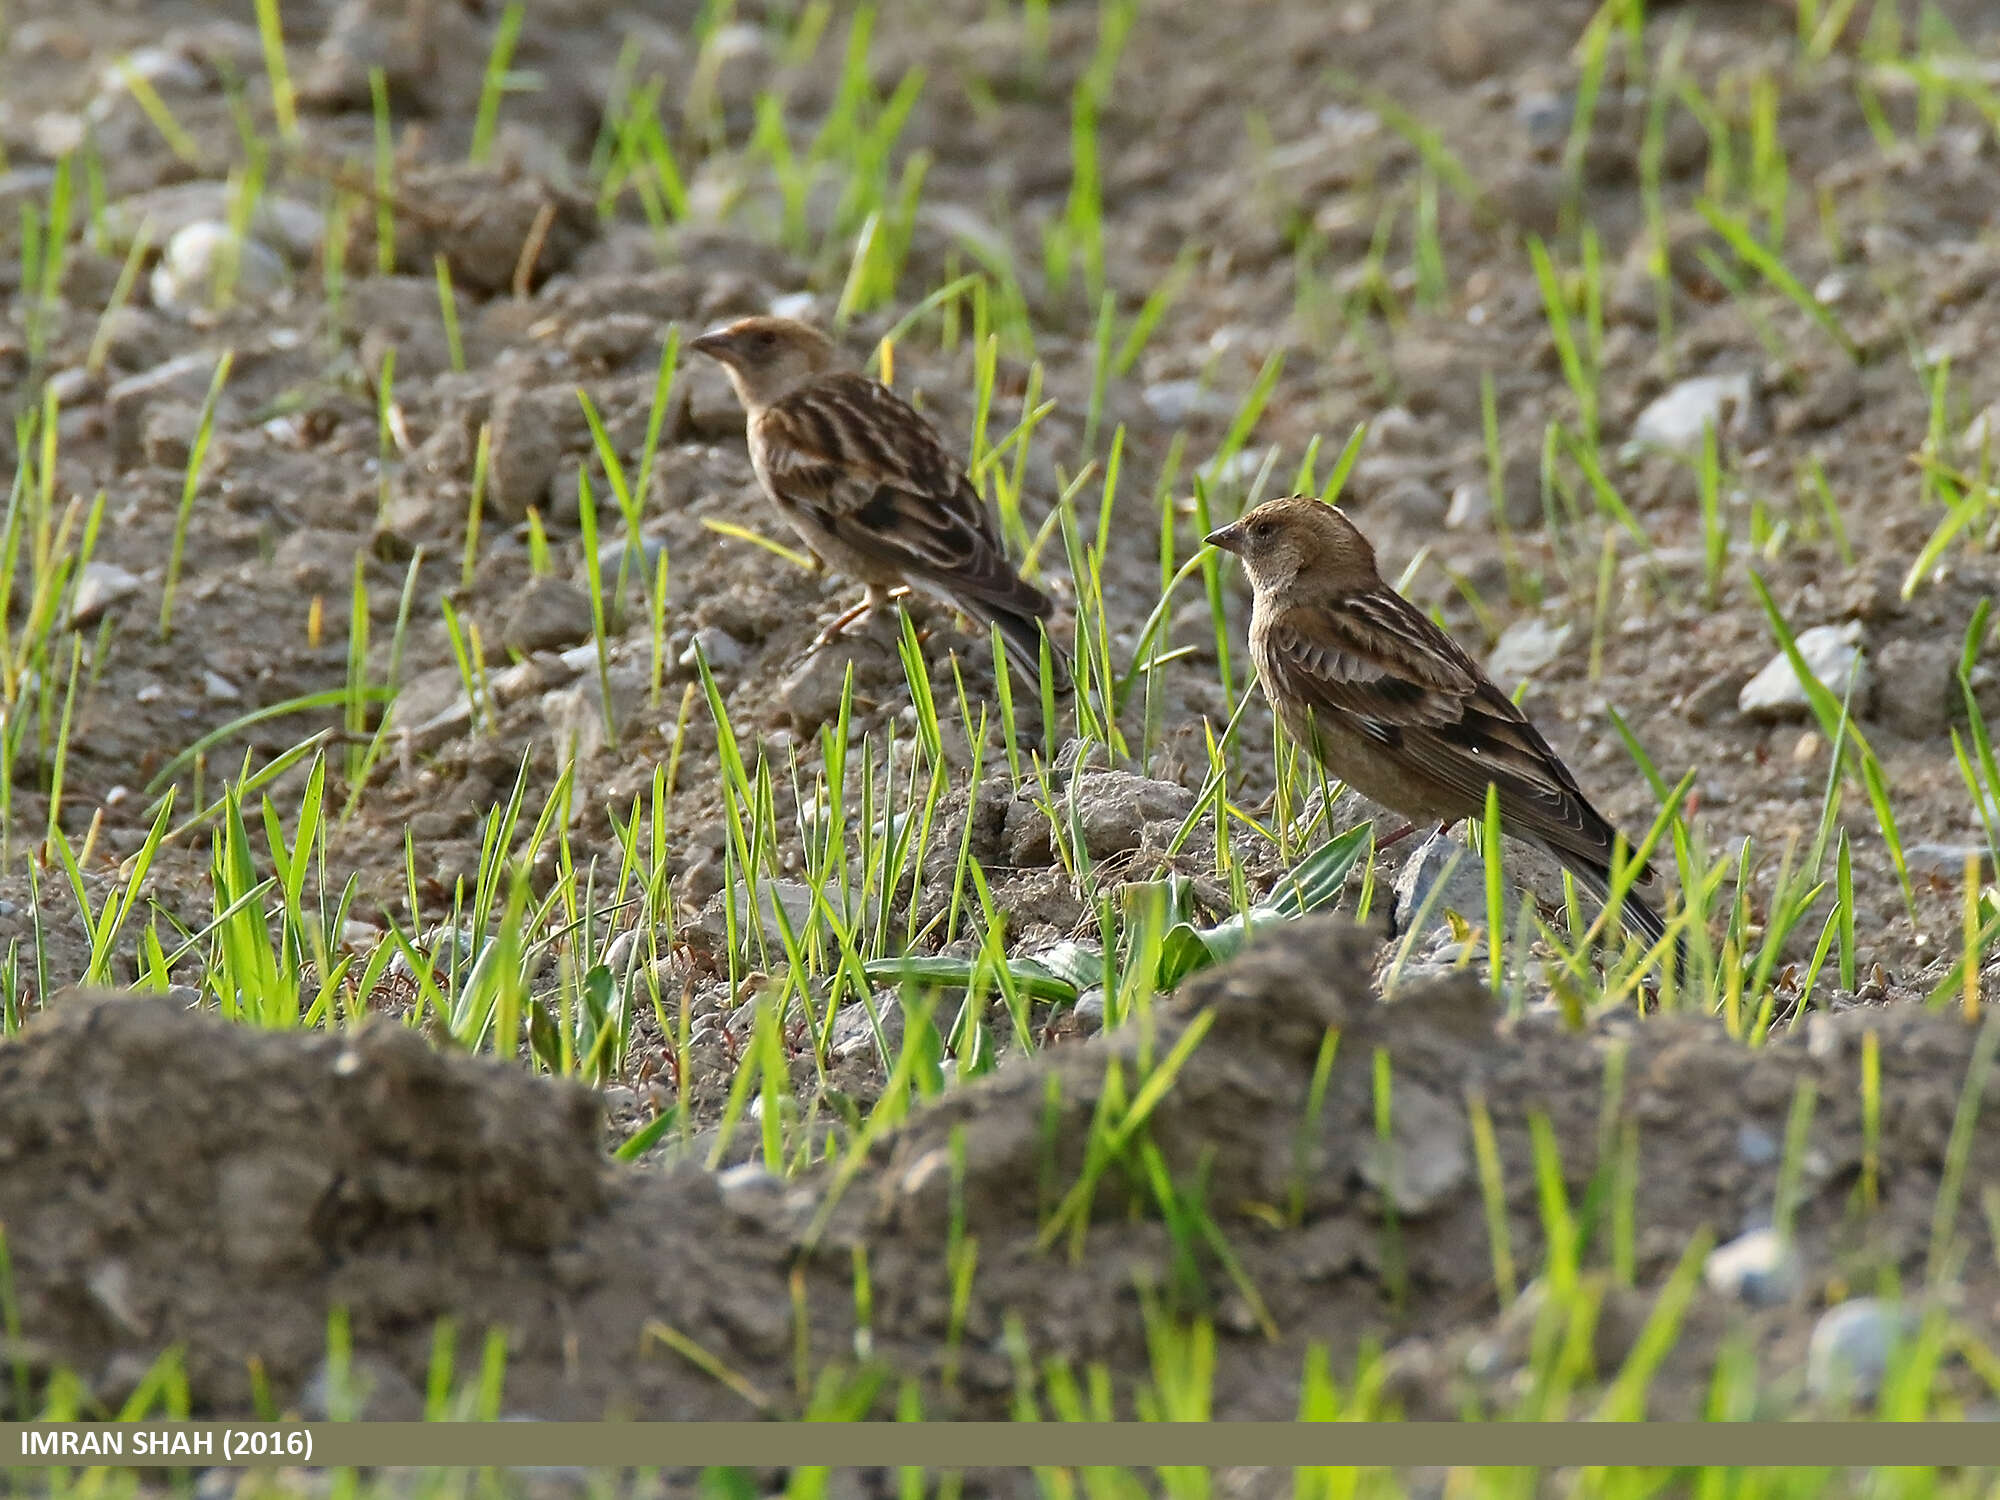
[1905,844,1992,881]
[1682,671,1749,727]
[105,184,325,264]
[1393,832,1498,943]
[1356,1080,1469,1217]
[681,850,724,905]
[677,359,749,441]
[299,1353,424,1421]
[600,927,663,980]
[1859,224,1915,266]
[32,112,86,159]
[1495,447,1545,529]
[769,291,819,322]
[1466,1276,1648,1385]
[69,561,141,627]
[84,1259,149,1338]
[141,401,202,469]
[487,386,582,522]
[778,641,884,733]
[680,625,745,675]
[563,313,657,367]
[1515,89,1571,151]
[1737,622,1869,721]
[1444,482,1489,529]
[1379,477,1447,527]
[150,221,288,314]
[1432,2,1518,83]
[215,1151,334,1275]
[1704,1227,1800,1308]
[340,919,383,953]
[203,671,240,702]
[1869,636,1958,739]
[831,997,903,1061]
[1197,447,1277,493]
[1367,408,1425,452]
[1778,365,1862,435]
[45,366,98,408]
[91,46,210,115]
[0,167,57,217]
[1486,616,1572,688]
[107,351,231,468]
[1807,1298,1899,1405]
[382,165,596,296]
[1070,990,1107,1035]
[716,1162,788,1223]
[702,22,778,118]
[711,878,816,954]
[1071,770,1196,861]
[540,661,647,760]
[1629,372,1758,457]
[1142,379,1234,426]
[275,528,364,592]
[1735,1123,1778,1166]
[1480,162,1563,240]
[1961,401,2000,464]
[386,664,472,739]
[1840,561,1906,624]
[501,575,595,656]
[1167,595,1243,661]
[597,533,667,583]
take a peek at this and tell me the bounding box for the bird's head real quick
[689,316,838,408]
[1204,495,1379,596]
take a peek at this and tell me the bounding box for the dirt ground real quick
[3,922,1996,1434]
[4,0,2000,1451]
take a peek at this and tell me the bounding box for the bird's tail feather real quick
[1563,857,1688,976]
[981,605,1072,694]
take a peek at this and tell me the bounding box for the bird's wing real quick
[755,374,1048,617]
[1264,591,1651,882]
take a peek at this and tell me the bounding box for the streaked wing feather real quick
[755,375,1051,619]
[1267,594,1652,883]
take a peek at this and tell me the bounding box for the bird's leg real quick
[1373,820,1419,853]
[813,590,882,646]
[812,585,907,648]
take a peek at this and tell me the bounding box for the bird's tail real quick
[980,603,1072,695]
[1562,858,1690,978]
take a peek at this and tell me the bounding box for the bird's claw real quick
[806,587,913,654]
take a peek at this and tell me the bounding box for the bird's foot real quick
[809,587,910,651]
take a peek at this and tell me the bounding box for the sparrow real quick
[1205,495,1676,957]
[689,316,1068,688]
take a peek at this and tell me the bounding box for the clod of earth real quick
[3,919,1994,1421]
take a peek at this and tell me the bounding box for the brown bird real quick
[1205,495,1675,956]
[690,316,1067,687]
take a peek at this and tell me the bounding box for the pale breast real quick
[746,430,904,588]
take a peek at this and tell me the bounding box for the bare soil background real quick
[3,0,2000,1464]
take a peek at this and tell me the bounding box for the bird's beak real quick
[1204,522,1244,555]
[689,329,733,361]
